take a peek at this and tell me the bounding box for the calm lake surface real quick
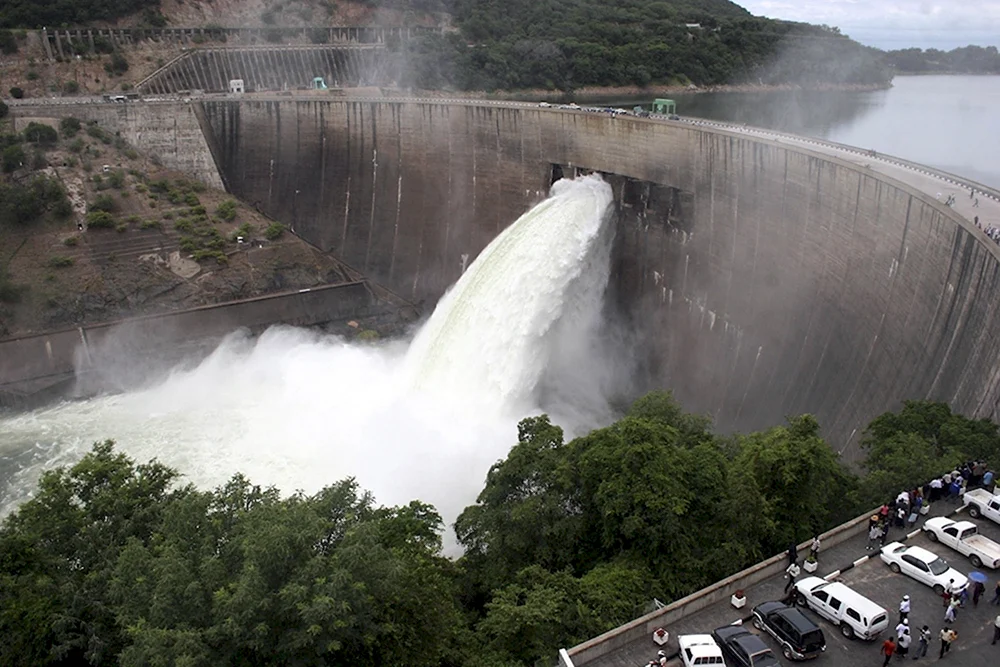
[609,76,1000,189]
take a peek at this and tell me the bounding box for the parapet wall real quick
[198,99,1000,456]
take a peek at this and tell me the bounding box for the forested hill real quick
[0,0,892,91]
[406,0,891,91]
[886,45,1000,74]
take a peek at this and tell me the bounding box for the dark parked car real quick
[711,624,781,667]
[751,601,827,660]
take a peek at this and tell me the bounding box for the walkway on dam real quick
[686,118,1000,245]
[580,500,1000,667]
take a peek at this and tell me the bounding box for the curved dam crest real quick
[9,97,1000,459]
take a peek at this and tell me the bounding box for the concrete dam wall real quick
[199,99,1000,456]
[137,46,391,95]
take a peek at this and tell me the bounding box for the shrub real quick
[8,87,23,99]
[89,194,116,213]
[229,222,254,242]
[193,249,228,263]
[47,256,74,268]
[86,124,111,144]
[60,117,82,137]
[116,223,128,233]
[107,170,125,189]
[189,205,207,216]
[30,150,47,169]
[1,144,25,172]
[174,218,194,233]
[63,80,80,95]
[216,199,238,222]
[139,219,161,230]
[0,31,19,55]
[104,52,129,76]
[263,222,285,240]
[85,210,115,228]
[183,192,200,207]
[53,196,73,218]
[68,137,85,153]
[26,70,39,81]
[63,236,79,246]
[179,236,198,252]
[0,100,8,119]
[23,122,59,146]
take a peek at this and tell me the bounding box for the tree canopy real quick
[886,45,1000,74]
[2,395,997,665]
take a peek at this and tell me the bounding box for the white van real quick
[793,576,888,640]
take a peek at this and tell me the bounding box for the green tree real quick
[1,143,25,172]
[59,116,82,138]
[22,122,58,146]
[0,99,8,119]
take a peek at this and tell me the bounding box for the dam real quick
[7,92,1000,461]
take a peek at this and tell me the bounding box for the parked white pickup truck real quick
[963,489,1000,526]
[922,517,1000,569]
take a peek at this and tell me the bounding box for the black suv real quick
[710,625,780,667]
[751,601,827,660]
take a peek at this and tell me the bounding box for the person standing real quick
[899,595,911,621]
[992,614,1000,646]
[973,580,985,607]
[991,580,1000,605]
[787,543,798,566]
[784,560,801,593]
[897,629,911,659]
[881,637,896,667]
[938,627,956,658]
[914,625,930,660]
[869,523,882,550]
[810,535,821,561]
[896,618,909,641]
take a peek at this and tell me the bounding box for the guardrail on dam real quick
[195,98,1000,458]
[11,97,1000,457]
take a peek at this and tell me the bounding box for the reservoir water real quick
[666,75,1000,189]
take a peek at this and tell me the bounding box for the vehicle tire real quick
[752,616,763,630]
[783,645,794,660]
[889,562,901,573]
[796,592,807,606]
[926,530,938,542]
[969,505,982,518]
[934,584,944,595]
[971,554,983,568]
[840,623,855,639]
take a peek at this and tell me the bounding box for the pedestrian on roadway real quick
[913,625,931,660]
[897,629,911,659]
[944,599,958,624]
[787,543,798,566]
[881,637,896,666]
[869,524,882,550]
[810,535,821,561]
[938,627,956,658]
[973,580,985,607]
[993,614,1000,645]
[785,560,801,593]
[896,618,909,640]
[899,595,911,622]
[991,580,1000,605]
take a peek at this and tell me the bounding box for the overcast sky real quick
[738,0,1000,50]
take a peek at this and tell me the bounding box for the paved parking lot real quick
[588,501,1000,667]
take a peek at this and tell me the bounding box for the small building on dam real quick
[9,80,1000,459]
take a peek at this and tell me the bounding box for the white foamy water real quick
[0,175,615,531]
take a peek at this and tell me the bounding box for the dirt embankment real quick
[0,116,355,339]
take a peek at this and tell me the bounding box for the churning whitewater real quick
[0,175,615,529]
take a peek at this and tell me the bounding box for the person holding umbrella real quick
[970,571,989,607]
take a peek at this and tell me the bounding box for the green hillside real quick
[0,0,891,98]
[408,0,890,90]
